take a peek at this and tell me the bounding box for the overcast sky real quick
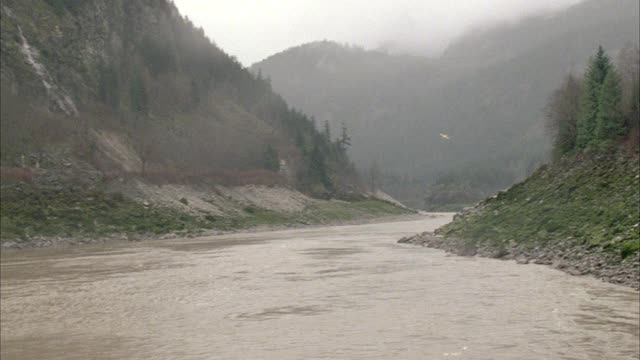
[173,0,583,66]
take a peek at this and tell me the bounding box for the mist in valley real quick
[173,0,583,65]
[1,1,639,359]
[239,0,638,209]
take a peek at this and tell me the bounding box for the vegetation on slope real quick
[252,0,639,208]
[437,47,640,263]
[0,0,360,196]
[438,155,639,259]
[1,182,411,246]
[0,0,410,247]
[0,185,213,240]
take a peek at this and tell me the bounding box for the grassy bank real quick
[438,155,639,259]
[0,184,412,247]
[210,199,411,230]
[422,154,640,287]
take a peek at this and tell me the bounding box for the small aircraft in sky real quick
[439,133,451,140]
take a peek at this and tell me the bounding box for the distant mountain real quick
[442,0,638,68]
[252,0,639,208]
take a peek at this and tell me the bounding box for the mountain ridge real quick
[252,0,639,209]
[0,0,412,245]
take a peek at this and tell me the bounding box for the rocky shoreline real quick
[399,232,640,290]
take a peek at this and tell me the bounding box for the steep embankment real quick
[400,155,640,288]
[0,126,410,249]
[1,0,360,194]
[1,179,410,249]
[0,0,410,248]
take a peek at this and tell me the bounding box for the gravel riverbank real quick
[399,232,640,290]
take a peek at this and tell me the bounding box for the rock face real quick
[399,232,640,290]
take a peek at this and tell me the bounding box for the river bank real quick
[1,170,416,250]
[400,155,640,290]
[1,209,424,251]
[399,232,639,289]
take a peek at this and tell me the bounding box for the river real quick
[1,215,638,359]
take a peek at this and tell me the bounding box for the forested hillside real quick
[0,0,359,196]
[0,0,415,246]
[252,0,639,209]
[406,48,640,288]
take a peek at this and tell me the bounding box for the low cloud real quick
[174,0,583,65]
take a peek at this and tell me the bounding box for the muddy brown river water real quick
[1,215,639,359]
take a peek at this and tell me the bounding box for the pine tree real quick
[262,144,280,171]
[337,122,351,152]
[576,46,611,149]
[309,143,331,190]
[323,120,331,141]
[594,67,625,148]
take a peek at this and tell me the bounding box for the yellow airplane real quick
[439,133,451,140]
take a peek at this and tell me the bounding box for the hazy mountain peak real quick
[253,0,638,207]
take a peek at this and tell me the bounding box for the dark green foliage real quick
[0,184,409,242]
[439,156,639,259]
[591,47,612,84]
[621,240,640,259]
[595,68,625,148]
[262,144,280,171]
[576,46,612,149]
[337,122,351,152]
[0,186,213,240]
[556,47,635,154]
[308,143,332,191]
[323,120,331,141]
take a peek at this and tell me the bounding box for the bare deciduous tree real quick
[545,73,582,158]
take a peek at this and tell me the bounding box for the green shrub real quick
[621,240,640,259]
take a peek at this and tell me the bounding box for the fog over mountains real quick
[252,0,639,208]
[174,0,582,65]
